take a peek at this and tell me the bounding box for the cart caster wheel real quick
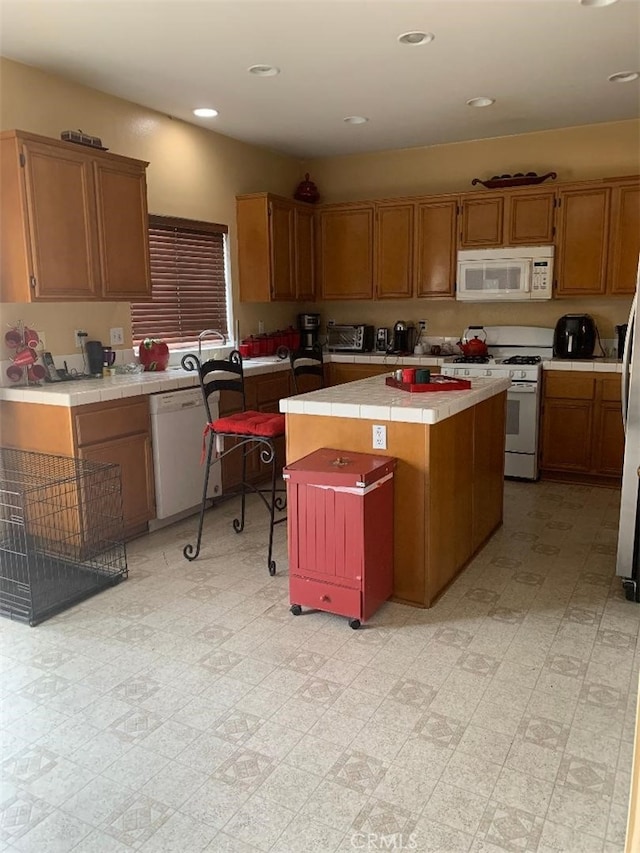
[268,561,276,577]
[290,604,302,616]
[348,619,361,630]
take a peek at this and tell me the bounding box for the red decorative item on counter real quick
[294,173,320,204]
[138,338,169,371]
[385,376,472,392]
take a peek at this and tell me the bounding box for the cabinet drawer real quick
[601,375,622,402]
[545,373,595,400]
[254,373,291,405]
[74,398,149,446]
[290,575,361,619]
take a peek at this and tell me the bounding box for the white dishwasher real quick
[149,387,221,528]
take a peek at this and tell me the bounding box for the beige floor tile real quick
[440,749,502,797]
[422,781,489,836]
[224,794,295,851]
[492,766,554,815]
[538,819,605,853]
[139,809,217,852]
[141,760,208,809]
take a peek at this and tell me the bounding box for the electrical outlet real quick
[258,320,265,334]
[36,330,46,348]
[418,320,427,332]
[74,329,87,349]
[110,327,124,346]
[372,424,387,450]
[327,319,335,327]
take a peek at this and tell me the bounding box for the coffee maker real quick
[297,313,320,350]
[390,321,416,354]
[85,340,104,376]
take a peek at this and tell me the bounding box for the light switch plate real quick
[110,327,124,346]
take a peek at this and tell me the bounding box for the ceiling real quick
[1,0,639,158]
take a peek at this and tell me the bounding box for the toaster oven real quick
[327,324,375,352]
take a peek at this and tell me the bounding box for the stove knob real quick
[485,369,492,376]
[464,369,470,377]
[509,370,515,379]
[520,370,526,379]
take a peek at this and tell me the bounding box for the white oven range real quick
[441,326,555,480]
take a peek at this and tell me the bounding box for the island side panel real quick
[285,413,427,606]
[473,393,506,551]
[425,407,474,605]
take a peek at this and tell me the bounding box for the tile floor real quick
[0,480,638,852]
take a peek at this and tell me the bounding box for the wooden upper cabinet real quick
[236,193,313,302]
[607,180,640,295]
[415,199,458,297]
[94,159,151,299]
[269,197,296,301]
[4,139,99,301]
[318,204,374,300]
[555,186,610,296]
[375,202,414,298]
[506,191,555,245]
[294,204,315,300]
[460,189,555,249]
[0,130,150,303]
[459,195,504,247]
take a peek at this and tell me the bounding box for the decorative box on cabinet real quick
[284,448,396,629]
[236,193,315,302]
[540,371,624,485]
[0,129,151,302]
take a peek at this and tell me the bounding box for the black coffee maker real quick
[297,313,320,350]
[85,340,104,376]
[390,321,416,354]
[553,315,597,359]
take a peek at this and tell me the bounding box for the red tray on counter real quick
[385,375,472,393]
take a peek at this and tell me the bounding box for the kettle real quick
[458,326,488,358]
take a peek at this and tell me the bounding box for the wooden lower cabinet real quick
[540,371,624,485]
[328,363,390,385]
[0,396,155,538]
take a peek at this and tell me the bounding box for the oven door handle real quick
[509,383,537,393]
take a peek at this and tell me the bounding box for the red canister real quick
[401,368,416,384]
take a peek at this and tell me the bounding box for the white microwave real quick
[456,246,554,302]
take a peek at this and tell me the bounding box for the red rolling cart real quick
[283,448,396,629]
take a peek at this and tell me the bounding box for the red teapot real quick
[457,326,488,358]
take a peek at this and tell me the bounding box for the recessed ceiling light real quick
[193,108,218,118]
[608,71,640,83]
[398,31,435,46]
[580,0,619,7]
[343,116,369,125]
[248,64,280,77]
[466,97,495,108]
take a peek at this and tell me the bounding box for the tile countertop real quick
[280,374,511,425]
[0,354,622,408]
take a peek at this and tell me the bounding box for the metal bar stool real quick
[289,343,325,394]
[181,351,286,575]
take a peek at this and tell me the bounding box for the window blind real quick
[131,215,229,346]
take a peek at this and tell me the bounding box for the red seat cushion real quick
[211,411,285,438]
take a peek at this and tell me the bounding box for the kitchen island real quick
[280,373,510,608]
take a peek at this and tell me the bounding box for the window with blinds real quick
[131,215,230,347]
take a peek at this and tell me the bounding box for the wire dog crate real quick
[0,448,128,626]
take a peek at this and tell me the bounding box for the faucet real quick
[198,329,226,360]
